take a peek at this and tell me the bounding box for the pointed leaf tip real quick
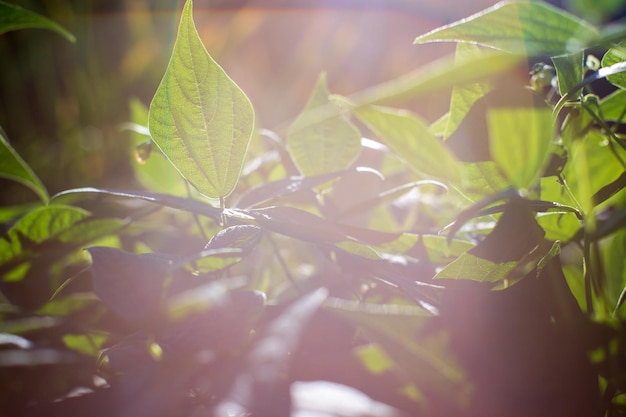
[148,0,254,199]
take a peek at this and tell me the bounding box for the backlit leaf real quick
[352,104,461,183]
[149,0,254,198]
[602,47,626,90]
[552,51,585,97]
[288,73,361,176]
[488,107,553,189]
[414,0,597,56]
[0,129,49,204]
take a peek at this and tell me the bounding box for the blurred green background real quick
[1,0,623,205]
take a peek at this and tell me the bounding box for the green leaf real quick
[191,225,262,273]
[552,51,585,97]
[288,73,361,176]
[443,44,492,140]
[0,0,75,42]
[600,89,626,121]
[0,205,89,269]
[414,0,597,56]
[52,187,223,222]
[88,247,172,323]
[351,105,461,183]
[0,129,49,204]
[601,47,626,90]
[346,51,521,108]
[487,107,553,189]
[148,0,254,199]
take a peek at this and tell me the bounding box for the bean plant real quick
[2,1,626,416]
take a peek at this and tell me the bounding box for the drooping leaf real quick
[487,106,554,189]
[52,187,223,222]
[88,247,172,323]
[0,129,49,204]
[350,104,461,183]
[233,170,347,209]
[414,0,597,56]
[0,0,75,42]
[149,0,254,198]
[288,73,361,176]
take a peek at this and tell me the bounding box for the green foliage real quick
[148,0,254,200]
[0,0,75,41]
[4,0,626,416]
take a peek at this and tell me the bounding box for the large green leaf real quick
[0,0,75,42]
[414,0,597,56]
[0,129,48,204]
[148,0,254,199]
[351,104,461,183]
[288,73,361,176]
[487,107,554,189]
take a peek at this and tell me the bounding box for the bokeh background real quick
[1,0,624,205]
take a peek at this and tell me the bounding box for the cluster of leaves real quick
[3,0,626,416]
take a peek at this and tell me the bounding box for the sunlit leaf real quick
[0,205,89,271]
[488,107,554,189]
[149,0,254,198]
[443,43,492,140]
[0,129,49,204]
[599,89,626,121]
[288,73,361,176]
[0,0,75,42]
[602,47,626,90]
[351,104,461,183]
[414,0,597,55]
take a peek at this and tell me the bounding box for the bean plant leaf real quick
[488,107,554,189]
[414,0,597,56]
[0,205,89,270]
[0,129,49,204]
[443,43,492,140]
[191,225,262,273]
[350,104,461,183]
[602,47,626,90]
[149,0,255,199]
[287,73,361,176]
[0,0,75,42]
[88,247,172,323]
[552,51,585,97]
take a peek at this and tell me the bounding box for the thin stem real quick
[185,181,210,241]
[266,233,301,293]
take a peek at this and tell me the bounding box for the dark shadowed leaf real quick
[0,0,75,41]
[88,247,173,323]
[52,187,223,221]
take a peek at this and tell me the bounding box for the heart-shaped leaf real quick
[149,0,254,199]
